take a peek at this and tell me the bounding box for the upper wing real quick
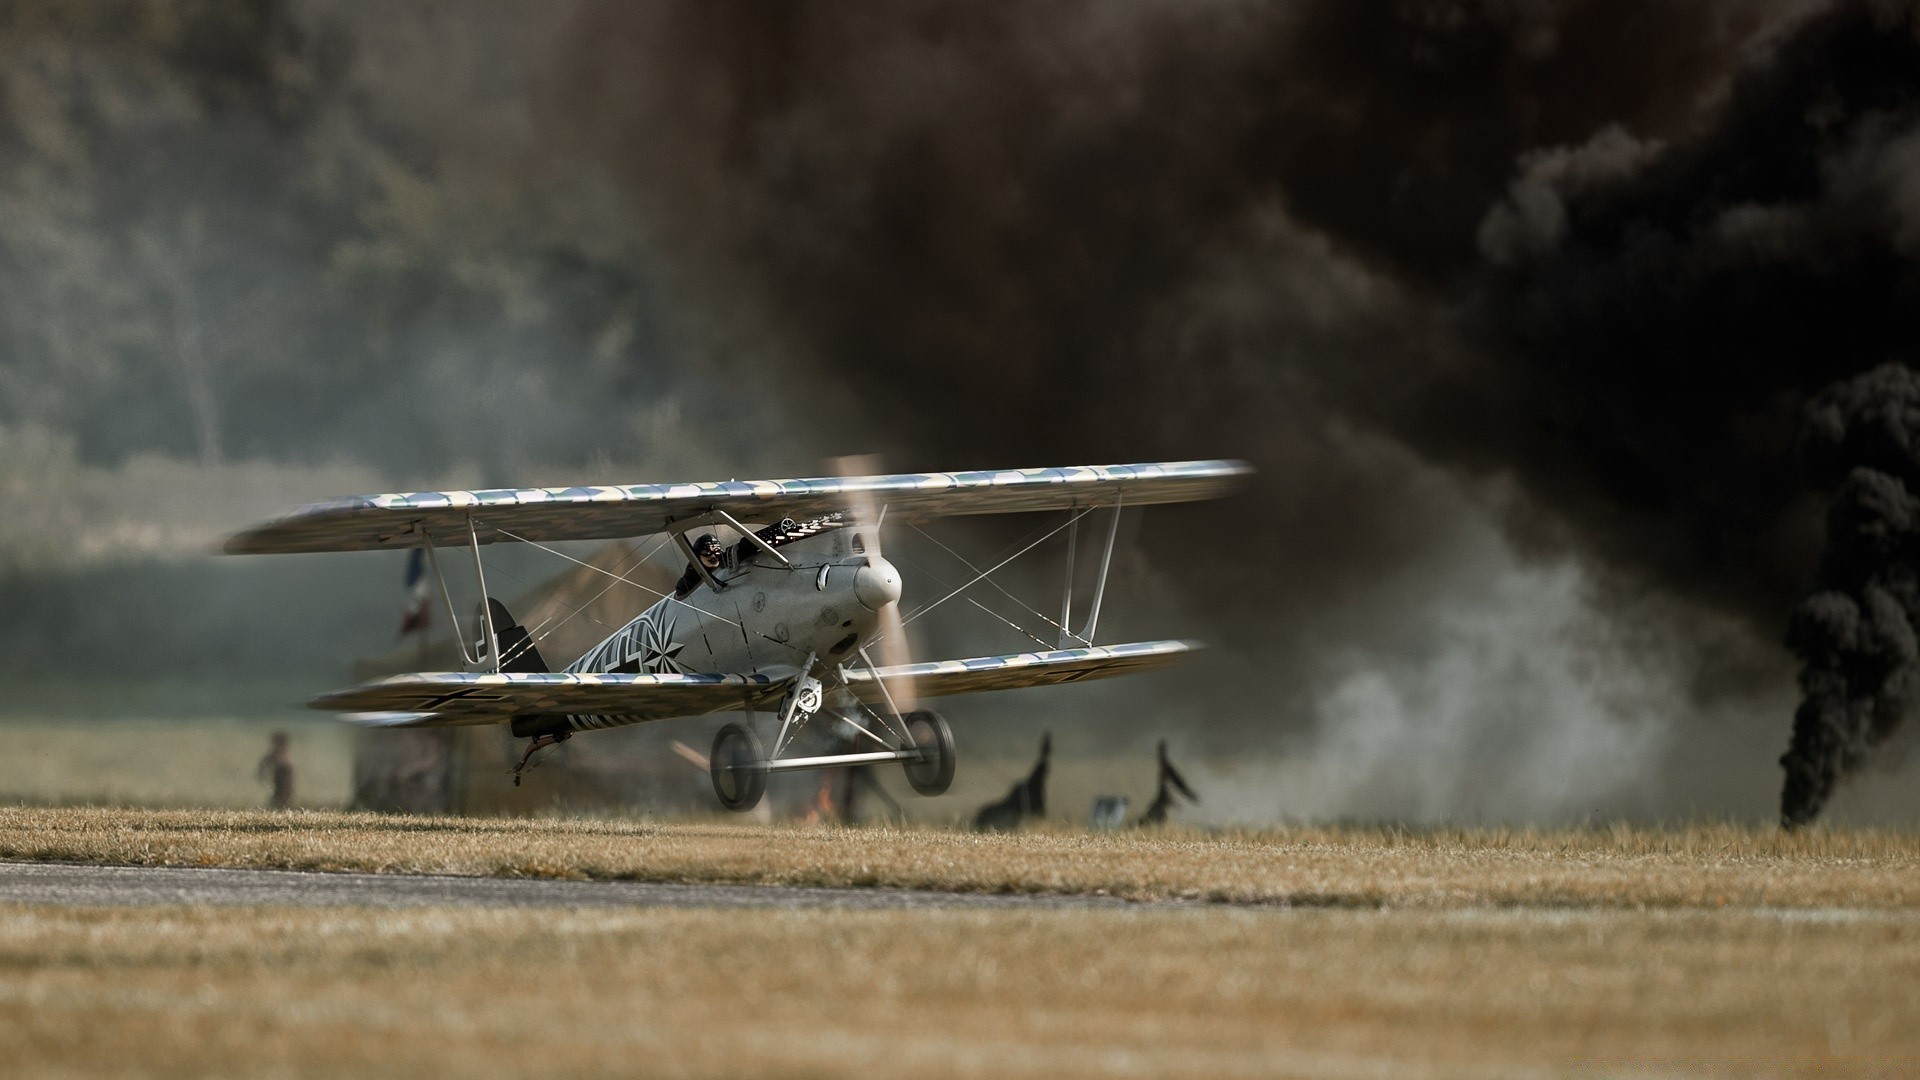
[225,459,1250,554]
[313,670,788,728]
[841,639,1197,705]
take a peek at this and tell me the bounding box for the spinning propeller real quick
[835,455,917,716]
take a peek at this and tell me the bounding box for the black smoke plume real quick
[1465,3,1920,822]
[533,0,1796,679]
[1782,366,1920,826]
[542,1,1920,817]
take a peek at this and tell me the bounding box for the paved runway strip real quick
[0,861,1144,910]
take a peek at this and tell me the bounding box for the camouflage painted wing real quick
[840,639,1198,705]
[314,671,787,728]
[225,460,1250,554]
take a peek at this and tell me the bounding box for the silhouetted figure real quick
[258,731,295,809]
[1137,740,1198,825]
[972,733,1050,831]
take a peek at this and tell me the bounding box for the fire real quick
[803,773,838,824]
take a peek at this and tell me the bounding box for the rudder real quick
[473,598,550,673]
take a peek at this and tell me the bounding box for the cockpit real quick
[674,515,848,598]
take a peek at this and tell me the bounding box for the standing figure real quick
[1137,739,1198,825]
[258,731,295,809]
[972,733,1051,831]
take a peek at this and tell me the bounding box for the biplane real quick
[225,459,1250,811]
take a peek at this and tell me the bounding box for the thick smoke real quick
[531,0,1796,679]
[537,1,1920,818]
[1782,365,1920,825]
[1468,3,1920,821]
[7,1,1920,820]
[1470,1,1920,626]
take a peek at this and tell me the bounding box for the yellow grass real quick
[7,808,1918,1076]
[1,903,1916,1078]
[3,806,1918,909]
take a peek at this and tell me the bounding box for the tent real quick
[350,541,686,813]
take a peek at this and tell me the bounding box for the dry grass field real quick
[3,807,1918,1077]
[1,805,1916,908]
[2,902,1916,1077]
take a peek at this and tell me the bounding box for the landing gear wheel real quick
[901,710,955,796]
[710,722,767,812]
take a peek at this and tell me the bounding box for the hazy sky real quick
[3,0,1918,825]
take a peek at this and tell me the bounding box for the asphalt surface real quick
[0,861,1144,910]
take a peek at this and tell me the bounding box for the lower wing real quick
[314,671,787,728]
[320,639,1197,729]
[841,639,1198,705]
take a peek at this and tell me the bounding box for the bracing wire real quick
[909,522,1089,648]
[895,507,1094,632]
[489,525,743,629]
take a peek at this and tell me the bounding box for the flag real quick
[398,548,431,637]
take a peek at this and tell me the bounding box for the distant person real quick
[258,731,295,809]
[1137,739,1198,826]
[972,732,1051,831]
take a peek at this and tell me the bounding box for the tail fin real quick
[473,598,549,673]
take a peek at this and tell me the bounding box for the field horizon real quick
[2,805,1916,909]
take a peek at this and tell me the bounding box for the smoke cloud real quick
[5,1,1920,821]
[1782,365,1920,825]
[533,1,1920,819]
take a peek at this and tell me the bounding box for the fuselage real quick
[564,527,898,686]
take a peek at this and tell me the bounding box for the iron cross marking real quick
[416,686,514,710]
[640,613,689,675]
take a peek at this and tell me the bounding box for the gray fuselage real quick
[563,528,898,687]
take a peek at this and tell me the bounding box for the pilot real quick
[675,533,725,599]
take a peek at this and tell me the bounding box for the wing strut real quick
[1056,511,1078,649]
[713,508,793,568]
[467,515,499,674]
[1081,494,1124,646]
[420,530,480,667]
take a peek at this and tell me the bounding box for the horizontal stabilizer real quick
[226,460,1250,554]
[313,670,787,728]
[842,639,1198,704]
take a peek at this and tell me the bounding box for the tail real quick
[473,599,549,673]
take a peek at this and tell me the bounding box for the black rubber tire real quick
[901,710,955,797]
[710,722,767,812]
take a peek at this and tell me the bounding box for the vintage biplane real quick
[225,459,1250,811]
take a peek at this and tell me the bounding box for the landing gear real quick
[702,686,953,811]
[710,721,768,812]
[512,731,570,787]
[901,710,955,796]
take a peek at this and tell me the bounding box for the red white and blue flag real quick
[399,548,431,637]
